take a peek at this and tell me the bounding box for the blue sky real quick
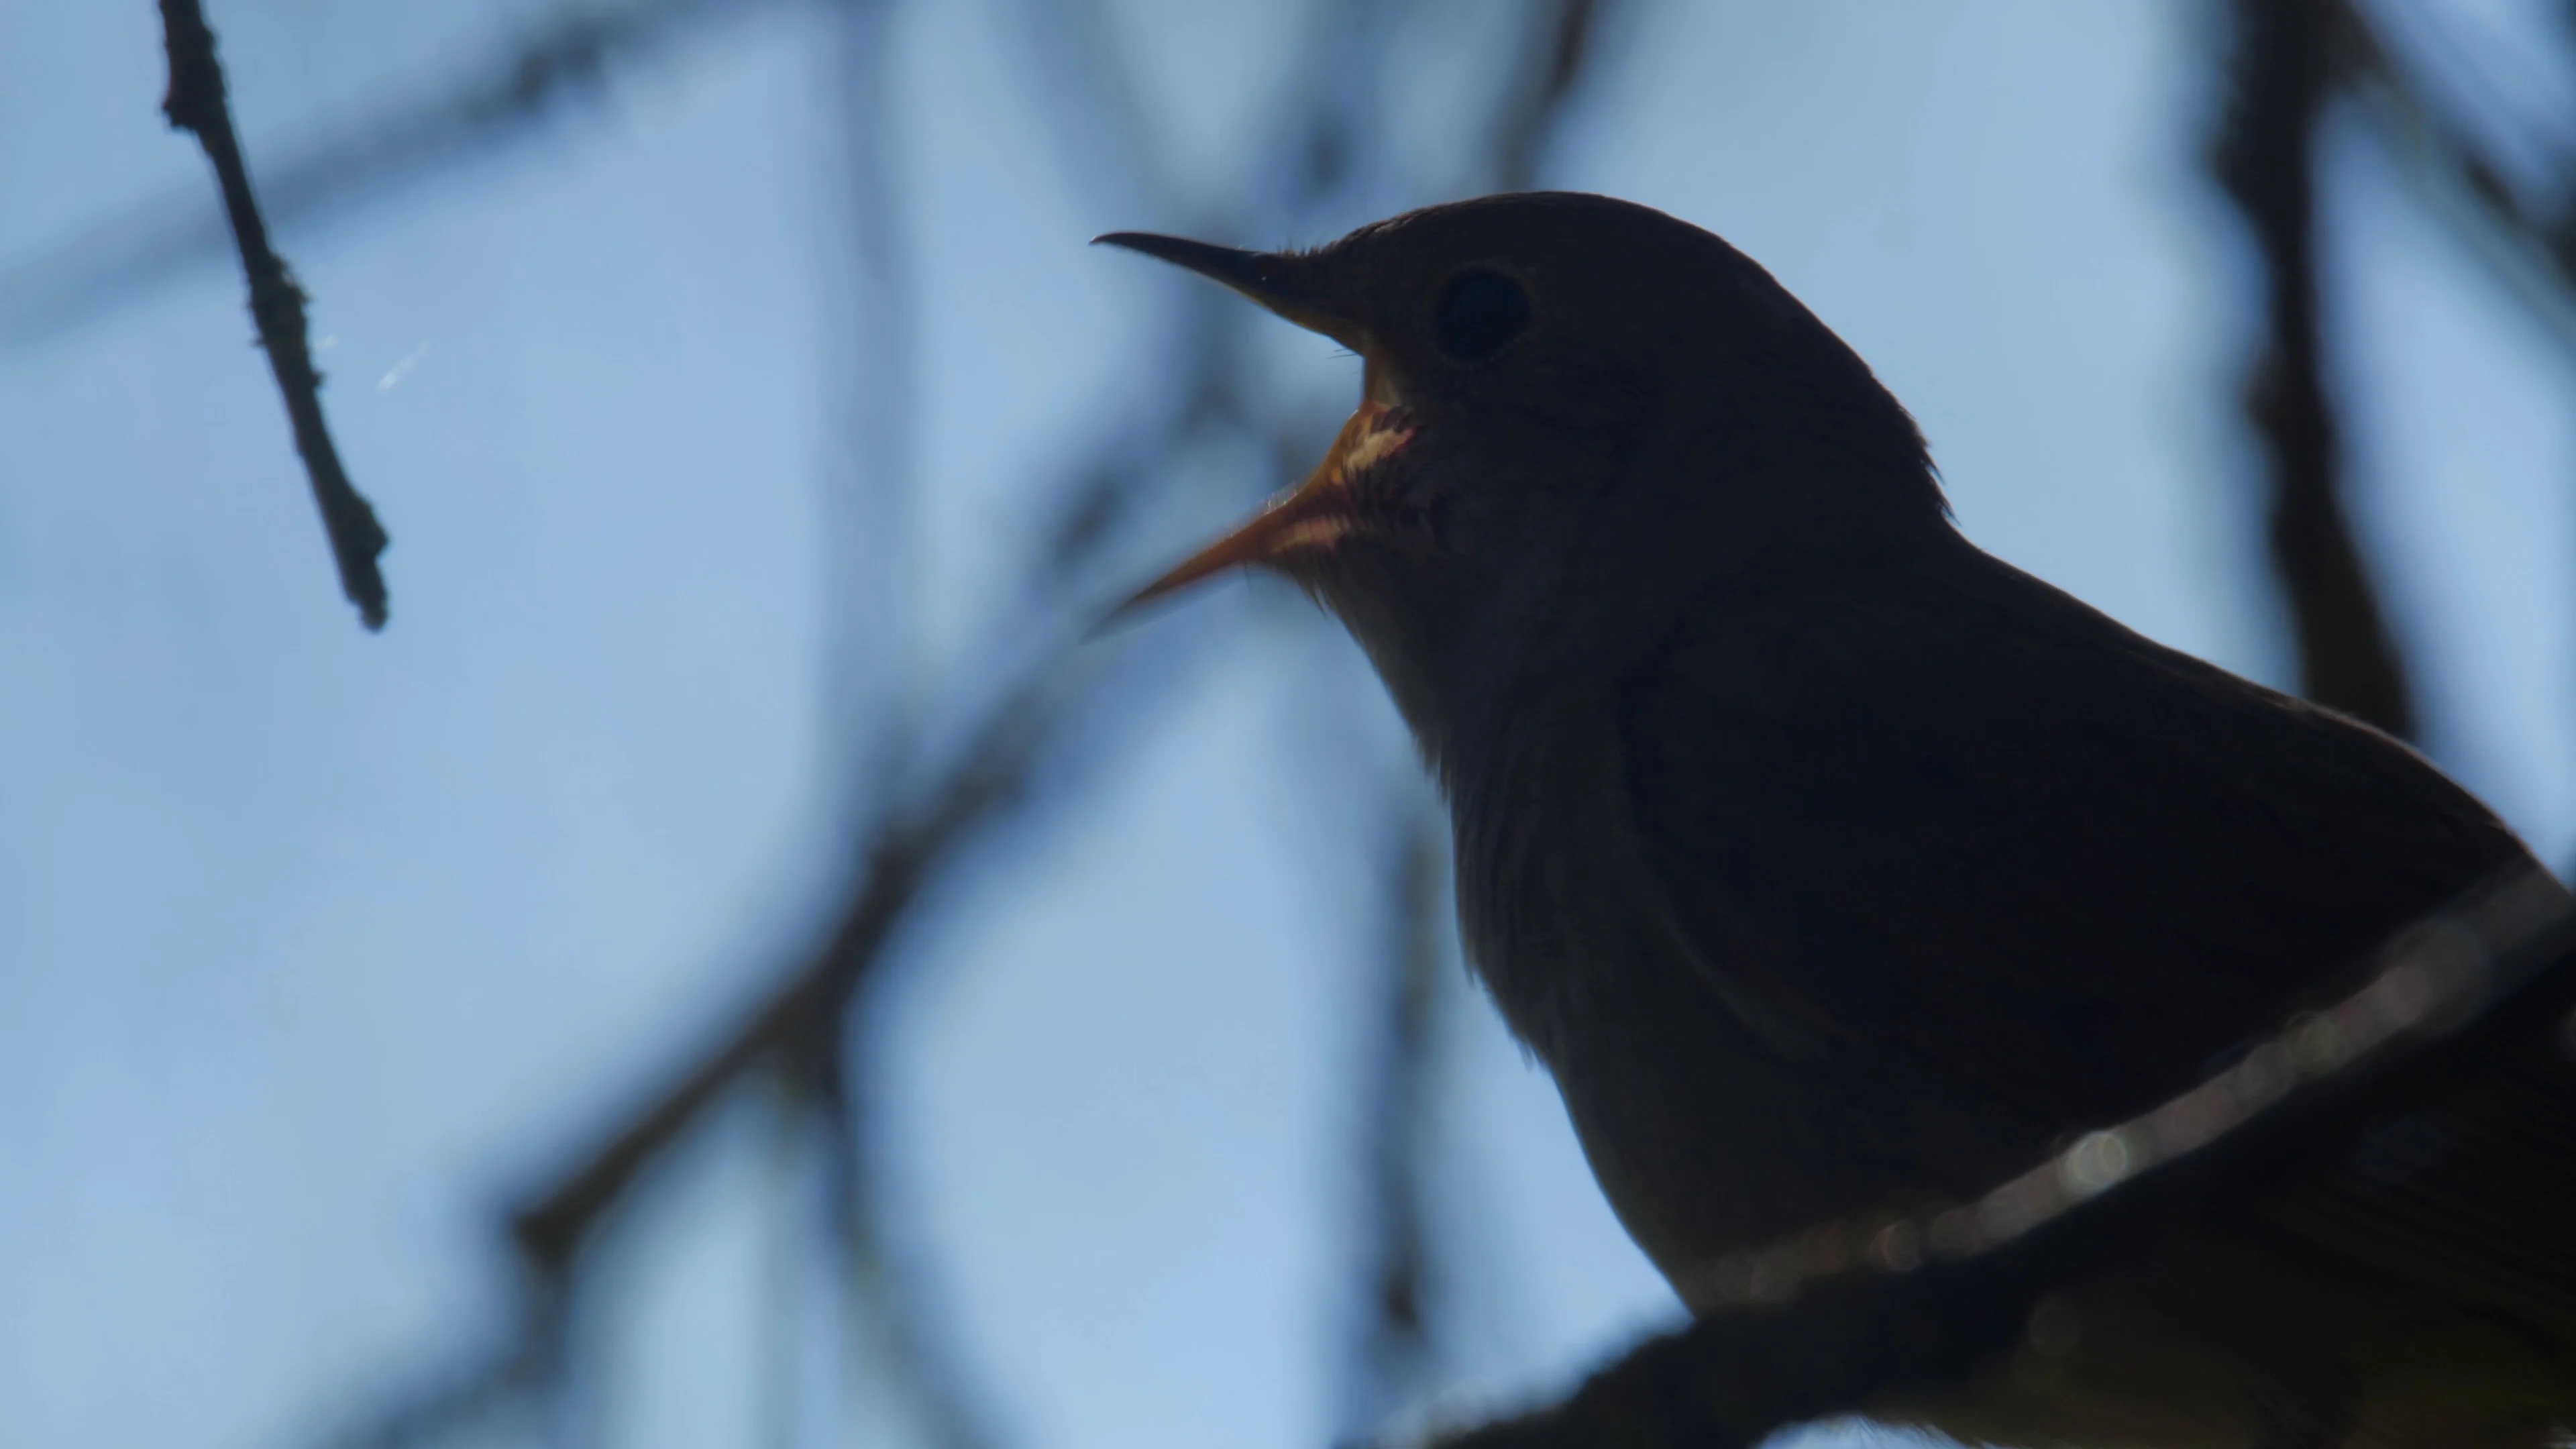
[2,4,2569,1449]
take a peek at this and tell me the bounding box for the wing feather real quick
[1615,543,2532,1134]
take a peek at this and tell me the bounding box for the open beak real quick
[1096,231,1401,623]
[1109,402,1412,622]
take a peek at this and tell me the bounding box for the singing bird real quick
[1097,194,2575,1447]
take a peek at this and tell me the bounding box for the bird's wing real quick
[1615,544,2534,1139]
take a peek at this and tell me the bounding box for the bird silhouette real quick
[1099,193,2576,1448]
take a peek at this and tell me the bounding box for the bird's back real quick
[1627,531,2526,1123]
[1458,525,2538,1272]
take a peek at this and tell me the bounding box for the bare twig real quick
[159,0,390,629]
[2210,0,2412,737]
[7,0,790,341]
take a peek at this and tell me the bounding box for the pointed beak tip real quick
[1093,231,1366,354]
[1091,230,1221,262]
[1089,571,1222,641]
[1083,598,1152,641]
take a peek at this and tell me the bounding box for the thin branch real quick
[2210,0,2412,737]
[159,0,390,629]
[7,0,791,341]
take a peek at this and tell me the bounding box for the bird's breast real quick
[1444,701,1978,1283]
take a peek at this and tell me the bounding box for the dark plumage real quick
[1100,193,2574,1447]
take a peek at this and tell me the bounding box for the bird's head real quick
[1101,193,1940,754]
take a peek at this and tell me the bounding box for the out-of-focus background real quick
[3,3,2573,1447]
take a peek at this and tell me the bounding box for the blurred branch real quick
[1002,0,1185,222]
[757,1077,809,1449]
[316,1284,570,1449]
[447,226,1331,1449]
[2210,0,2413,738]
[502,0,1409,1294]
[822,0,920,779]
[509,647,1097,1271]
[2336,1,2576,354]
[1486,0,1611,194]
[158,0,390,630]
[305,388,1266,1449]
[809,1036,1003,1449]
[6,0,795,341]
[1343,805,1447,1434]
[276,0,1627,1438]
[303,642,1117,1449]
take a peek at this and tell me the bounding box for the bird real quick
[1095,193,2576,1448]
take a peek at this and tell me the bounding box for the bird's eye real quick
[1432,267,1530,364]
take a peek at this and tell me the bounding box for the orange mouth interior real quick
[1116,401,1413,613]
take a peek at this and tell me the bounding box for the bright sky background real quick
[3,4,2571,1449]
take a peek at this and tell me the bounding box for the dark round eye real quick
[1432,267,1530,364]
